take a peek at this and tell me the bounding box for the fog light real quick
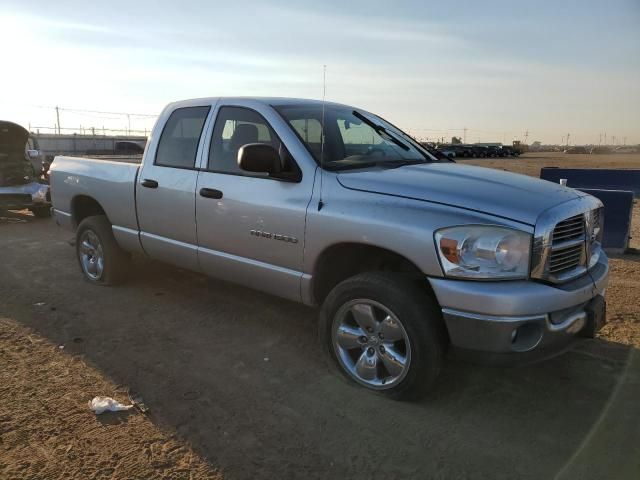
[566,316,586,335]
[511,323,543,352]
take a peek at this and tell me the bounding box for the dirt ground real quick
[1,152,640,479]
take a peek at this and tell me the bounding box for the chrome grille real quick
[551,214,585,244]
[546,213,586,276]
[530,196,603,284]
[592,208,601,234]
[548,243,584,273]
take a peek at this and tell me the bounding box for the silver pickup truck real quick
[50,97,608,399]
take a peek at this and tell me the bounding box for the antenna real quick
[318,65,327,211]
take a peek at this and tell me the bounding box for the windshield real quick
[274,103,436,170]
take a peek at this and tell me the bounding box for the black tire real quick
[30,206,51,218]
[76,215,130,285]
[319,272,446,400]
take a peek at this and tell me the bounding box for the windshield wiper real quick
[323,158,426,172]
[375,159,427,169]
[323,160,379,171]
[352,111,410,152]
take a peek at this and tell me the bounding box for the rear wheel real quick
[319,272,446,400]
[76,215,130,285]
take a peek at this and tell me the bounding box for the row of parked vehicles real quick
[431,143,520,159]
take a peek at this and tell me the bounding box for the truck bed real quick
[62,154,143,164]
[49,155,141,234]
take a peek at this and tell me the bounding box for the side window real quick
[155,106,210,168]
[208,106,281,174]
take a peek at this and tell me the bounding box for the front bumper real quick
[0,182,50,209]
[428,254,609,364]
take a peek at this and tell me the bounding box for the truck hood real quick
[0,121,29,154]
[0,121,33,186]
[337,162,583,226]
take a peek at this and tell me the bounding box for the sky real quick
[0,0,638,145]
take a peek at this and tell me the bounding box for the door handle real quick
[199,188,223,199]
[141,179,158,188]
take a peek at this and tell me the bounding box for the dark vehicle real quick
[500,146,519,157]
[564,146,588,154]
[423,145,455,162]
[115,141,145,155]
[485,145,501,157]
[469,145,488,158]
[86,140,146,157]
[0,121,51,217]
[435,144,456,158]
[437,144,474,158]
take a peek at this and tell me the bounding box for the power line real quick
[31,104,157,118]
[59,107,157,118]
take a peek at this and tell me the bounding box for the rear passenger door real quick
[136,105,211,271]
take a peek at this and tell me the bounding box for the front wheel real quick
[76,215,130,285]
[319,272,446,400]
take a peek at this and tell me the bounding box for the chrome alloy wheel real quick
[331,299,411,389]
[79,230,104,280]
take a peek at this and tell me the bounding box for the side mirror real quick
[238,143,281,175]
[27,149,40,159]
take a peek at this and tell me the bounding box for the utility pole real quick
[524,130,529,144]
[55,106,61,135]
[463,127,467,144]
[604,132,607,145]
[599,133,602,146]
[566,133,570,147]
[612,135,616,146]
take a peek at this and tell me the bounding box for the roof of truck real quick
[168,97,352,109]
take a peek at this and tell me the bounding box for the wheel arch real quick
[71,195,108,228]
[310,242,434,305]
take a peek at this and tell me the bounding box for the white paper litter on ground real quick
[88,396,134,414]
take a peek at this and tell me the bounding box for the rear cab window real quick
[155,106,210,169]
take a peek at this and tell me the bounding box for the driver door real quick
[195,103,314,301]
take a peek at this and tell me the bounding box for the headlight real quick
[435,225,531,279]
